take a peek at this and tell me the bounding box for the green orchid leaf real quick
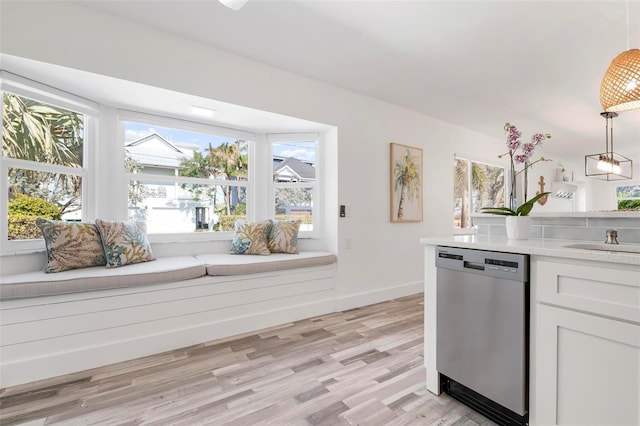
[515,192,551,216]
[480,207,517,216]
[481,192,550,216]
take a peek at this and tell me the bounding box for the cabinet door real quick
[536,304,640,426]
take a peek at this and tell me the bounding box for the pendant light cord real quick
[626,0,630,50]
[609,116,614,161]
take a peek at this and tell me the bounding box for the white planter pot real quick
[506,216,531,240]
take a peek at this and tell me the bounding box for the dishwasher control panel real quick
[436,246,528,282]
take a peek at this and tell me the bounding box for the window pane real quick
[471,163,505,213]
[273,141,316,183]
[3,93,84,167]
[123,122,249,179]
[453,158,469,228]
[617,184,640,210]
[275,187,313,232]
[454,158,505,229]
[128,180,246,233]
[8,168,81,240]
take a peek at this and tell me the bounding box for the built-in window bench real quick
[0,252,337,387]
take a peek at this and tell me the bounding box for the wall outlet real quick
[345,237,352,249]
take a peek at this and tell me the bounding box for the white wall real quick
[1,1,509,307]
[522,154,584,213]
[584,179,620,211]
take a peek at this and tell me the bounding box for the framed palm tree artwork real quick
[390,142,423,223]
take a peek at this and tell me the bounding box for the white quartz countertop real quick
[420,235,640,266]
[471,211,640,218]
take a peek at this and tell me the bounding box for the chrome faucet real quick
[605,229,619,245]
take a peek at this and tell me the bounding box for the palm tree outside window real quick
[454,156,505,229]
[2,91,87,241]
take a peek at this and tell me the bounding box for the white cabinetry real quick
[533,257,640,426]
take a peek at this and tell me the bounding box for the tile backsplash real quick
[473,213,640,244]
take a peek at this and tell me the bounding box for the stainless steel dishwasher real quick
[436,246,529,426]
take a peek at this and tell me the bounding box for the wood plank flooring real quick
[0,293,495,426]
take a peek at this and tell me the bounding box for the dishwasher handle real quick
[438,252,463,261]
[463,261,485,271]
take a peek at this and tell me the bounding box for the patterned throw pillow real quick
[268,219,301,254]
[95,219,156,268]
[36,218,107,273]
[229,220,272,255]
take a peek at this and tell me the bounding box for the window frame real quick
[615,182,640,210]
[453,154,506,235]
[1,71,98,254]
[118,110,256,241]
[268,133,320,239]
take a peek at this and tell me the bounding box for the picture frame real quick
[390,142,423,223]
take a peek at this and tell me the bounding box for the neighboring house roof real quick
[273,156,315,181]
[125,133,189,168]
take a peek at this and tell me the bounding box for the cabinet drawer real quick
[535,259,640,324]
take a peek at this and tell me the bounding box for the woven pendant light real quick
[600,48,640,112]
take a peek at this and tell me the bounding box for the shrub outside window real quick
[616,184,640,210]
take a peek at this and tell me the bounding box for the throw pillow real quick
[229,219,272,255]
[36,218,107,273]
[268,219,301,254]
[95,219,156,268]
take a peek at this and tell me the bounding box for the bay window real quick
[1,71,325,254]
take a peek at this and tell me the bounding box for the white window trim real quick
[1,72,97,254]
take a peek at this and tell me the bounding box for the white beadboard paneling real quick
[1,266,336,323]
[2,279,334,344]
[0,293,337,388]
[1,287,335,359]
[0,265,337,387]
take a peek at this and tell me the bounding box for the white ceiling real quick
[46,1,640,166]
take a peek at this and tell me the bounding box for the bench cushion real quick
[0,257,206,300]
[196,251,337,276]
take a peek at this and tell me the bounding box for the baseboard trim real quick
[335,281,423,311]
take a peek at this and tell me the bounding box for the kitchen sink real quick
[563,243,640,254]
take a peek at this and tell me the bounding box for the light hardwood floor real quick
[0,293,494,425]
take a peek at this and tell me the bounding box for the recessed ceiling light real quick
[191,106,216,117]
